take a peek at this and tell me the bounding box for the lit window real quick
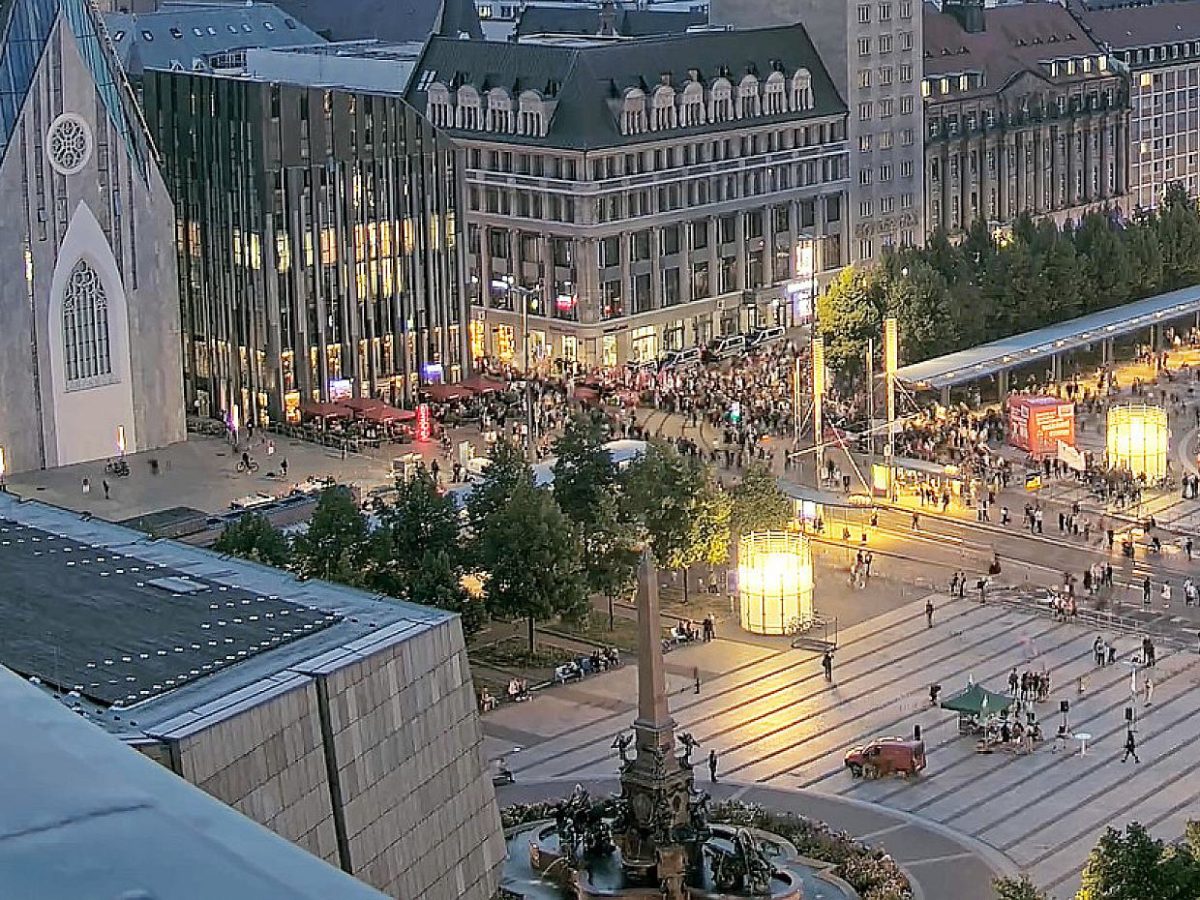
[62,259,113,389]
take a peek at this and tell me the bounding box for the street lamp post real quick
[503,276,542,460]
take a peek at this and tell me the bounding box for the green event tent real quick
[939,683,1013,717]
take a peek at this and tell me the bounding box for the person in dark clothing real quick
[822,651,833,682]
[708,749,719,782]
[925,599,934,628]
[1122,729,1139,763]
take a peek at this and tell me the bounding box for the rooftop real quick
[515,2,707,38]
[105,2,323,76]
[0,494,450,740]
[893,283,1200,390]
[212,0,483,44]
[0,664,387,900]
[406,22,846,150]
[1068,0,1200,51]
[241,40,425,92]
[924,0,1110,97]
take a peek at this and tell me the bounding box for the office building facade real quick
[710,0,925,263]
[406,25,850,368]
[1069,0,1200,210]
[923,0,1130,235]
[0,0,184,475]
[142,71,468,424]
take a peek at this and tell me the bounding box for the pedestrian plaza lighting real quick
[738,531,814,635]
[1106,404,1168,482]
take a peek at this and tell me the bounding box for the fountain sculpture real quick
[502,551,856,900]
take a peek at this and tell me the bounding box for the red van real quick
[845,738,926,778]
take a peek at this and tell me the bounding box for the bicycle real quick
[236,458,260,474]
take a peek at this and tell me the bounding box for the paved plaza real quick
[486,594,1200,899]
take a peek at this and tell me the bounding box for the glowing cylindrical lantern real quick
[1106,404,1168,482]
[738,531,815,635]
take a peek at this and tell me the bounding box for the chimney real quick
[598,0,616,36]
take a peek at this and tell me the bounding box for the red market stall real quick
[298,401,353,421]
[461,374,507,394]
[422,383,475,402]
[1008,396,1075,457]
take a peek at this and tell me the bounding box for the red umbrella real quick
[462,374,508,394]
[423,383,475,402]
[299,401,353,419]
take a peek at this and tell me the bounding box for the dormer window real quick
[518,90,544,137]
[651,85,676,130]
[487,88,513,132]
[735,74,760,118]
[680,80,705,127]
[790,68,813,110]
[709,78,732,122]
[427,82,452,128]
[456,85,482,129]
[763,71,786,115]
[622,88,647,135]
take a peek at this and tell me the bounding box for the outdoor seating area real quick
[940,681,1045,755]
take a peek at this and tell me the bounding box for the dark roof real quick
[105,3,323,75]
[0,665,388,900]
[407,23,845,150]
[515,4,706,38]
[1068,0,1200,50]
[924,1,1109,95]
[0,517,338,706]
[224,0,482,43]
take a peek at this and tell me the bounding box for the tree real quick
[292,485,373,585]
[1154,183,1200,289]
[466,438,533,538]
[1078,823,1200,900]
[588,491,642,631]
[992,875,1048,900]
[368,467,484,635]
[730,462,792,539]
[474,481,589,651]
[816,265,885,381]
[881,255,960,363]
[1073,209,1131,311]
[212,512,291,568]
[625,442,730,602]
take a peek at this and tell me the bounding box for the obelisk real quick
[633,548,676,755]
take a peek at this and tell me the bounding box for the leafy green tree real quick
[882,255,960,363]
[1078,823,1200,900]
[212,512,291,568]
[1124,217,1164,299]
[992,875,1048,900]
[625,442,730,602]
[1074,210,1131,310]
[1154,184,1200,289]
[588,491,642,631]
[474,481,589,650]
[730,462,792,539]
[816,265,885,381]
[368,467,484,634]
[1038,228,1086,325]
[466,438,533,538]
[292,485,373,585]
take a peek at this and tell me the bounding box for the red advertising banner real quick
[1008,396,1075,456]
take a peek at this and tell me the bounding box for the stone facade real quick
[155,619,504,900]
[710,0,926,264]
[923,0,1130,236]
[406,26,850,368]
[0,0,184,474]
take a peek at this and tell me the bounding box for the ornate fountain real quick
[502,551,856,900]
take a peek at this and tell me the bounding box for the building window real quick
[859,200,873,217]
[901,128,913,145]
[859,168,872,185]
[879,3,891,20]
[899,63,912,82]
[899,31,912,50]
[857,4,870,23]
[880,163,893,181]
[878,34,892,53]
[879,98,893,117]
[879,131,893,149]
[858,238,873,260]
[860,134,872,152]
[900,96,913,115]
[47,114,93,175]
[858,69,871,89]
[62,259,113,389]
[900,160,913,178]
[899,0,911,16]
[859,102,872,121]
[858,37,871,56]
[879,66,893,86]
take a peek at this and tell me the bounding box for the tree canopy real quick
[212,512,290,568]
[730,462,792,539]
[291,485,373,585]
[1077,822,1200,900]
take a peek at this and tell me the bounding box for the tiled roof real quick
[515,4,706,38]
[1069,0,1200,50]
[406,23,845,150]
[239,0,483,43]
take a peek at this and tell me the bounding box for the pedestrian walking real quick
[1122,729,1140,763]
[708,749,719,783]
[822,650,833,683]
[280,458,289,478]
[1008,667,1019,696]
[925,598,934,629]
[1187,538,1194,562]
[693,666,701,695]
[82,477,90,496]
[911,511,920,532]
[1143,577,1152,608]
[1144,675,1155,706]
[102,479,110,500]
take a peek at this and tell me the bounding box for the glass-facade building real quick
[142,71,468,425]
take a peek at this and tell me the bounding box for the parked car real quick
[659,347,703,369]
[844,737,926,779]
[704,333,746,362]
[746,324,786,350]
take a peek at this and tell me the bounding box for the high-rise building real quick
[1069,0,1200,210]
[0,0,185,475]
[405,25,850,368]
[923,0,1130,235]
[141,68,468,423]
[709,0,926,263]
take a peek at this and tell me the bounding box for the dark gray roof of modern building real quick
[0,664,387,900]
[406,23,846,150]
[515,3,706,38]
[105,2,323,75]
[1068,0,1200,51]
[0,495,451,740]
[924,1,1110,96]
[213,0,483,43]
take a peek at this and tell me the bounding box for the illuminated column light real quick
[1106,404,1168,482]
[738,531,815,635]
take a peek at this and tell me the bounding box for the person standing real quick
[1008,667,1019,696]
[102,479,110,500]
[925,599,934,629]
[693,667,701,695]
[822,651,833,683]
[1122,728,1140,763]
[1143,577,1152,608]
[708,749,719,783]
[82,477,91,497]
[1144,675,1155,706]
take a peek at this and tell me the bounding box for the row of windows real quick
[859,129,915,151]
[931,164,1118,230]
[858,160,915,184]
[1121,41,1200,67]
[858,230,915,261]
[857,1,913,23]
[857,63,914,89]
[114,16,299,43]
[858,193,915,217]
[858,95,916,120]
[857,32,914,56]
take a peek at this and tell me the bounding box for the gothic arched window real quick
[62,259,113,389]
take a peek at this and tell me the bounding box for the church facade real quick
[0,0,183,475]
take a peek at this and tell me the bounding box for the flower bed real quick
[499,799,912,900]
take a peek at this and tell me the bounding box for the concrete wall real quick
[160,619,504,900]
